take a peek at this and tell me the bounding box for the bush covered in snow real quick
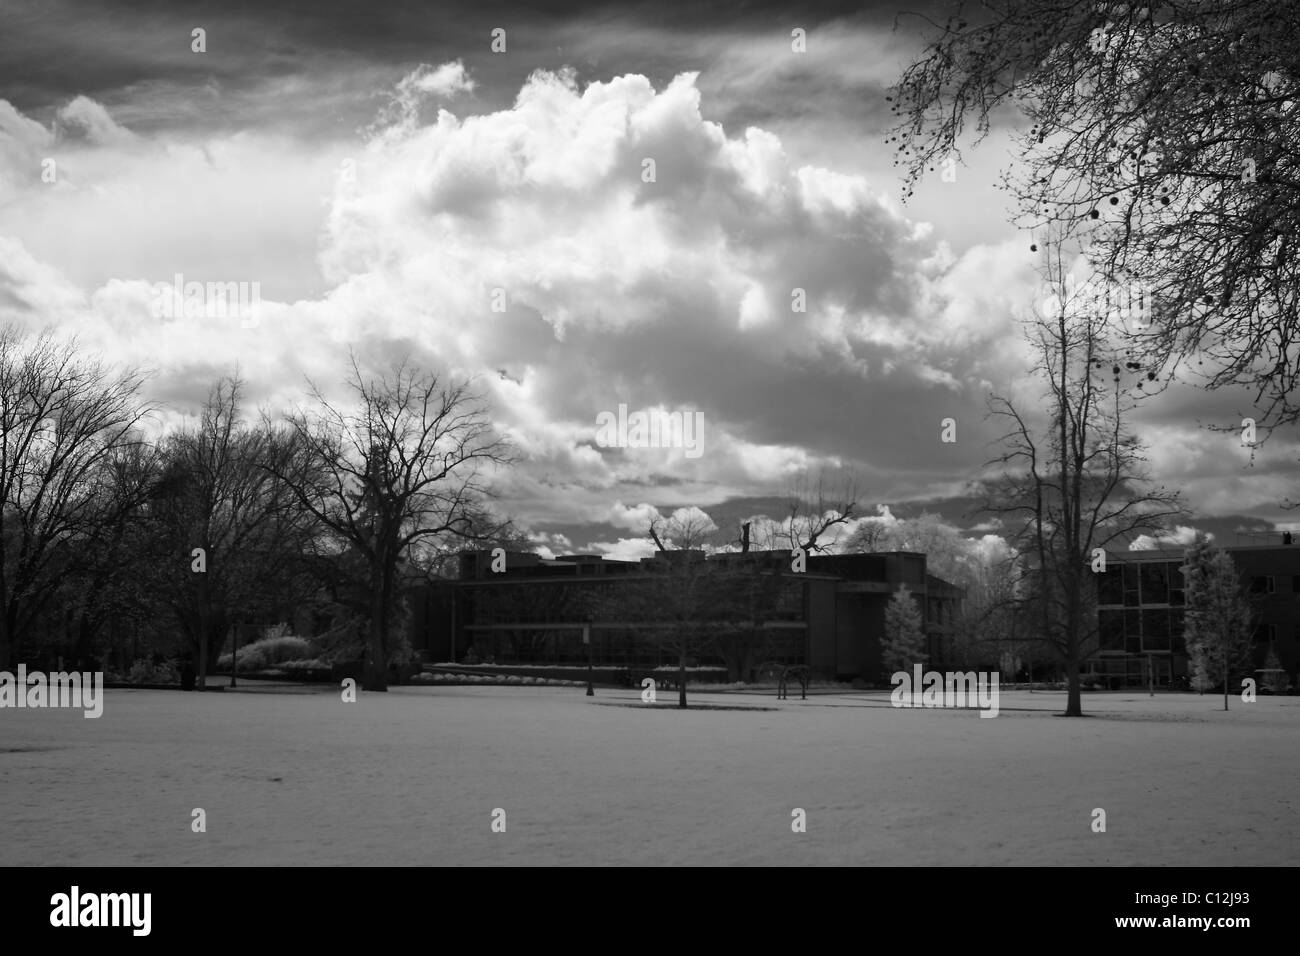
[217,635,315,673]
[275,658,332,673]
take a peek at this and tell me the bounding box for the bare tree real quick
[889,1,1300,430]
[634,508,722,708]
[64,440,162,669]
[723,471,860,682]
[146,376,317,687]
[0,328,152,669]
[981,247,1185,716]
[271,355,515,691]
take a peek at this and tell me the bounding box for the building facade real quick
[411,549,964,682]
[1089,541,1300,688]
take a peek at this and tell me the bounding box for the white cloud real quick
[55,96,137,146]
[4,70,1277,540]
[1130,526,1209,551]
[588,537,657,561]
[607,501,662,532]
[411,61,476,98]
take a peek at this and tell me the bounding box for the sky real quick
[0,0,1295,562]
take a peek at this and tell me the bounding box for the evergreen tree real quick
[1261,646,1287,695]
[882,584,927,677]
[1182,537,1254,710]
[1181,533,1217,693]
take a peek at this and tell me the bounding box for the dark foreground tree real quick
[272,356,514,691]
[147,376,317,687]
[889,1,1300,429]
[0,328,152,669]
[982,248,1184,716]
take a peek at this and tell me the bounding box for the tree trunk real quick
[364,580,388,692]
[1222,654,1228,712]
[1063,624,1082,716]
[207,621,227,674]
[0,614,10,671]
[197,627,208,690]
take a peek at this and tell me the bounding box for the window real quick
[1140,562,1170,605]
[1167,562,1184,606]
[1123,563,1141,606]
[1097,566,1124,605]
[1142,609,1171,651]
[1125,609,1142,653]
[1099,609,1125,651]
[1250,576,1275,594]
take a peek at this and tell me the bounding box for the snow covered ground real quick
[2,686,1296,865]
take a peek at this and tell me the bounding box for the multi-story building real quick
[1088,539,1300,688]
[410,549,964,682]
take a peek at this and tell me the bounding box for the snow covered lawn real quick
[1,686,1295,865]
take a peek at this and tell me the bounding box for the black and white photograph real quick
[0,0,1295,920]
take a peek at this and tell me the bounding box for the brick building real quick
[1088,539,1300,688]
[410,549,964,682]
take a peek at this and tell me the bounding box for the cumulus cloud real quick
[526,530,572,560]
[588,537,658,561]
[411,61,476,98]
[3,69,1280,552]
[1130,526,1210,551]
[54,96,137,146]
[607,501,662,532]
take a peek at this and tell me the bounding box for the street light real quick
[584,623,594,696]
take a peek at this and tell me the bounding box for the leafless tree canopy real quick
[889,0,1300,429]
[0,329,152,668]
[270,354,516,690]
[980,243,1185,714]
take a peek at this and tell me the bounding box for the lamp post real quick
[584,623,594,696]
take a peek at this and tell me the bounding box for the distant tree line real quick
[0,325,516,691]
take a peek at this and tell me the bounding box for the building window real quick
[1124,609,1142,653]
[1097,567,1124,605]
[1141,609,1171,651]
[1167,562,1184,605]
[1099,609,1125,651]
[1123,563,1141,606]
[1140,562,1170,605]
[1250,576,1275,594]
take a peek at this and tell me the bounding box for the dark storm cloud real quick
[0,0,912,133]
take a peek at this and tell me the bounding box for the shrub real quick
[1262,648,1289,694]
[276,658,332,673]
[123,658,181,685]
[217,634,315,673]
